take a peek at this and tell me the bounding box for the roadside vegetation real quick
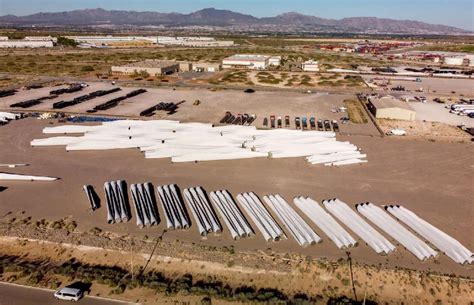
[0,254,371,305]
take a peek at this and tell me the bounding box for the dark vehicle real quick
[247,114,256,125]
[302,117,308,130]
[220,111,232,123]
[324,120,331,131]
[244,88,255,93]
[391,85,405,91]
[242,113,249,125]
[285,115,290,127]
[0,89,17,98]
[270,115,276,128]
[317,119,323,131]
[295,117,301,129]
[309,117,316,129]
[277,117,282,128]
[263,117,268,127]
[226,114,235,124]
[332,120,340,132]
[233,114,242,125]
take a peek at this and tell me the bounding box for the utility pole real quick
[346,251,358,301]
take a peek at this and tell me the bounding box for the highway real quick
[0,282,139,305]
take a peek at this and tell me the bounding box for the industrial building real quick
[368,96,416,121]
[157,36,234,47]
[268,56,282,66]
[0,39,54,48]
[192,62,222,72]
[111,60,180,77]
[222,54,271,70]
[444,56,465,66]
[302,60,320,72]
[67,36,158,46]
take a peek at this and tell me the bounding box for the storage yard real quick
[0,115,472,276]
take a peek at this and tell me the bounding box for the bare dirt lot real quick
[0,118,472,278]
[1,83,380,136]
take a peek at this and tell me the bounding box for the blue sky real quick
[0,0,472,30]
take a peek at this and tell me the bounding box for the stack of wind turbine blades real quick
[104,182,115,224]
[294,197,356,249]
[83,184,99,211]
[236,192,285,242]
[263,194,321,247]
[209,190,253,240]
[157,184,190,230]
[130,184,144,228]
[357,203,437,261]
[323,199,395,255]
[386,205,473,264]
[183,187,222,236]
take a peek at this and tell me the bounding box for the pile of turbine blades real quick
[104,180,131,224]
[386,205,473,264]
[323,199,395,255]
[209,190,253,240]
[130,182,160,228]
[183,187,222,236]
[356,203,437,261]
[263,194,321,247]
[157,184,190,230]
[83,184,99,211]
[294,197,356,249]
[31,120,367,166]
[237,192,285,242]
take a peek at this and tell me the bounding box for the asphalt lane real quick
[0,282,138,305]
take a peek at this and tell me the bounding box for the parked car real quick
[54,287,84,302]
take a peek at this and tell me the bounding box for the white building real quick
[444,56,464,66]
[268,56,282,66]
[302,60,319,72]
[157,36,233,47]
[24,36,58,43]
[0,40,53,48]
[222,54,270,70]
[0,36,8,41]
[66,36,158,45]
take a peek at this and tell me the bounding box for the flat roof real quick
[223,54,270,62]
[119,60,178,69]
[370,96,415,111]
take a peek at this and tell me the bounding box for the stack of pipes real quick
[294,197,356,249]
[386,205,473,264]
[32,120,367,167]
[323,199,395,255]
[183,187,222,236]
[210,190,253,240]
[236,192,285,242]
[357,203,437,261]
[157,184,190,230]
[83,184,99,210]
[263,194,321,246]
[130,182,160,227]
[104,180,131,224]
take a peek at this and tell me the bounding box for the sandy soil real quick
[378,119,470,141]
[0,118,472,278]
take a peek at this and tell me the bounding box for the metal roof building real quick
[368,96,416,121]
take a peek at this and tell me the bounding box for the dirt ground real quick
[378,119,470,141]
[0,118,472,278]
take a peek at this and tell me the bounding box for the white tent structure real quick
[31,120,367,166]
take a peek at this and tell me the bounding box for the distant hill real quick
[0,8,468,34]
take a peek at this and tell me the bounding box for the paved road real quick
[0,282,138,305]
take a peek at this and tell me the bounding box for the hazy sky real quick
[0,0,472,30]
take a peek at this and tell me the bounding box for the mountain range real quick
[0,8,468,34]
